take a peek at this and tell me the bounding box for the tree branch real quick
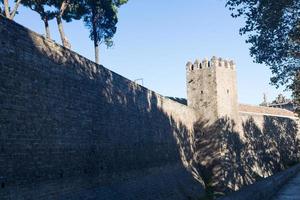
[3,0,10,18]
[9,0,22,19]
[60,0,70,17]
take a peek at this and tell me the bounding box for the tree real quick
[292,72,300,114]
[51,0,72,48]
[50,0,85,48]
[0,2,3,15]
[226,0,300,101]
[21,0,84,47]
[21,0,55,38]
[1,0,22,19]
[83,0,128,64]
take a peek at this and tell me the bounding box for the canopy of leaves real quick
[83,0,127,47]
[49,0,86,22]
[21,0,55,20]
[22,0,85,21]
[226,0,300,87]
[113,0,127,7]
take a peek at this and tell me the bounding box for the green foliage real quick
[226,0,300,88]
[49,0,85,21]
[83,0,128,47]
[21,0,86,26]
[82,0,128,63]
[291,72,300,116]
[113,0,128,7]
[21,0,55,20]
[19,0,127,56]
[22,0,86,26]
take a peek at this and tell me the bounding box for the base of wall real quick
[0,164,205,200]
[219,164,300,200]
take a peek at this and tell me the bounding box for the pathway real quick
[272,171,300,200]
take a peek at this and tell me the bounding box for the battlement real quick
[186,56,236,71]
[186,56,238,124]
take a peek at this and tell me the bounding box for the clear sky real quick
[14,0,291,105]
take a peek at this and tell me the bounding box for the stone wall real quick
[220,164,300,200]
[186,57,299,197]
[215,59,238,123]
[186,60,219,123]
[194,112,300,197]
[186,57,239,124]
[0,16,205,200]
[239,104,296,118]
[1,14,299,200]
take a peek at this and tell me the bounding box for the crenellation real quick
[218,57,223,67]
[224,60,230,68]
[202,58,209,68]
[0,15,205,200]
[211,56,218,61]
[187,56,239,123]
[1,13,300,200]
[209,57,236,69]
[194,59,200,69]
[230,60,236,70]
[187,57,236,74]
[186,61,193,70]
[210,56,217,67]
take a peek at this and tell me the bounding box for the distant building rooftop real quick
[260,94,298,113]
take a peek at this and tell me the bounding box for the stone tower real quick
[186,56,238,124]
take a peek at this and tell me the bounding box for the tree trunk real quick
[43,17,51,39]
[3,0,10,18]
[92,20,100,64]
[59,0,69,16]
[56,15,71,48]
[3,0,22,20]
[9,0,21,19]
[94,40,99,64]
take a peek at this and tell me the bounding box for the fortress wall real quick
[186,61,218,123]
[239,111,299,186]
[0,16,204,200]
[1,14,299,199]
[239,104,296,118]
[193,107,300,195]
[215,61,238,122]
[237,111,300,182]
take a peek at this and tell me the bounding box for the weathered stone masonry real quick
[0,14,299,199]
[187,58,299,193]
[186,57,239,124]
[0,16,204,200]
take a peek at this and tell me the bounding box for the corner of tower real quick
[186,56,239,125]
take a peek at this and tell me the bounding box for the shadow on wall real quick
[0,16,204,199]
[193,116,300,198]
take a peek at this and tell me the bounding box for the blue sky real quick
[14,0,291,105]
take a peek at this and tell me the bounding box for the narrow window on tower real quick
[227,89,229,94]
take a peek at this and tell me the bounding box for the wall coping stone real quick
[239,104,296,118]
